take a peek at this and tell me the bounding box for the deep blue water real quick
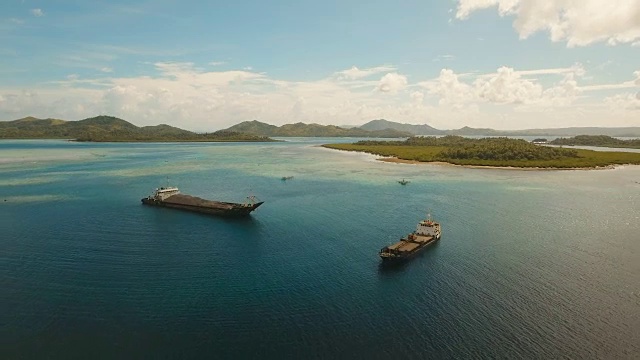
[1,139,639,359]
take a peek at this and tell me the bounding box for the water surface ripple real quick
[1,139,639,359]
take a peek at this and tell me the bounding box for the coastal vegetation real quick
[323,136,640,169]
[0,116,275,142]
[549,135,640,149]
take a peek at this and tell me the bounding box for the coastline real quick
[376,156,620,171]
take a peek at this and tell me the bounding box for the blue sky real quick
[1,0,639,130]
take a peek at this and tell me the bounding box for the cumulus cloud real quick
[376,73,408,93]
[541,74,581,106]
[2,63,639,130]
[475,66,542,104]
[30,8,44,17]
[410,91,425,104]
[422,65,593,108]
[335,65,396,80]
[604,93,640,110]
[455,0,640,47]
[422,69,474,107]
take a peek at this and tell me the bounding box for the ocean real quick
[1,139,639,359]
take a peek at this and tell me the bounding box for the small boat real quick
[281,176,294,181]
[398,179,410,185]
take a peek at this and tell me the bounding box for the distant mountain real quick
[445,126,505,136]
[443,126,640,137]
[0,116,274,142]
[224,120,411,138]
[495,127,640,137]
[224,120,280,136]
[358,119,444,135]
[354,119,640,137]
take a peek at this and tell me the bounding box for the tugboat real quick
[379,213,441,262]
[141,186,263,217]
[281,176,294,181]
[398,179,410,185]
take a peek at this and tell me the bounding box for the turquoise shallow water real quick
[1,139,639,359]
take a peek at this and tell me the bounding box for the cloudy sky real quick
[1,0,639,131]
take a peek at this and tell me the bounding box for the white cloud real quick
[422,69,475,107]
[475,66,543,104]
[334,65,396,80]
[604,93,640,110]
[30,8,44,17]
[100,67,113,73]
[209,61,225,66]
[455,0,640,47]
[1,63,639,130]
[410,91,425,104]
[376,73,408,93]
[540,73,582,107]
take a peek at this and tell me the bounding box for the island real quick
[0,116,275,142]
[322,136,640,169]
[548,135,640,149]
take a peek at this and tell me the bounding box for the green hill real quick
[224,120,411,137]
[358,119,444,135]
[0,115,275,142]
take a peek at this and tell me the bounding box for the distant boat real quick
[141,186,263,217]
[281,176,294,181]
[398,179,410,185]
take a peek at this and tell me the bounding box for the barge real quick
[141,187,263,217]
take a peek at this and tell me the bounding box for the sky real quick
[1,0,639,131]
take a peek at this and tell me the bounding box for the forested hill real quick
[224,120,412,137]
[549,135,640,149]
[0,116,274,142]
[355,119,640,137]
[358,119,444,135]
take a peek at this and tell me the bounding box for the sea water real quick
[1,139,639,358]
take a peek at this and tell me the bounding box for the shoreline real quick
[376,157,620,171]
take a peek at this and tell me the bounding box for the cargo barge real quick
[379,213,441,262]
[141,187,263,217]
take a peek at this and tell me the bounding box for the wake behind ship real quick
[141,187,263,217]
[379,213,441,262]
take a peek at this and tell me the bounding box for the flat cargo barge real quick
[141,187,263,217]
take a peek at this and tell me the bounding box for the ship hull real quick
[379,234,441,263]
[141,197,263,217]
